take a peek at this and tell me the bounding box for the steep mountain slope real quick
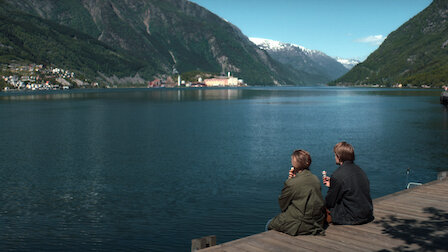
[250,38,349,85]
[0,3,149,81]
[4,0,305,85]
[333,0,447,87]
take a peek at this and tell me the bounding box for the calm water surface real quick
[0,87,447,251]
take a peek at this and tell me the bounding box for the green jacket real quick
[268,169,325,235]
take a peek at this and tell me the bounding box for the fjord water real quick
[0,87,447,251]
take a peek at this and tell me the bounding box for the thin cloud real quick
[355,35,386,45]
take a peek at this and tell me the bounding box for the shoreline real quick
[1,85,445,95]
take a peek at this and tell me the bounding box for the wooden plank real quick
[403,191,448,200]
[423,179,447,188]
[202,237,261,252]
[316,229,389,251]
[415,188,448,196]
[398,188,448,199]
[374,201,441,215]
[373,179,447,203]
[404,193,448,201]
[374,198,448,212]
[374,203,423,215]
[330,222,387,234]
[296,236,360,252]
[246,233,308,252]
[200,178,448,252]
[382,197,448,209]
[300,234,369,252]
[231,241,268,252]
[225,237,267,252]
[373,206,428,218]
[379,191,448,206]
[201,235,258,252]
[262,233,328,252]
[373,206,434,220]
[322,224,422,251]
[397,192,447,200]
[329,225,405,247]
[296,226,391,252]
[269,231,333,252]
[373,212,429,222]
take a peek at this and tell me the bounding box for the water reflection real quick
[0,87,446,251]
[1,87,443,103]
[0,88,245,102]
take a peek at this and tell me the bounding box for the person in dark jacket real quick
[267,150,326,235]
[323,142,374,225]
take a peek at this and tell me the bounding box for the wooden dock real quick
[200,177,448,251]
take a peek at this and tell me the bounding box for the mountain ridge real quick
[3,0,309,85]
[333,0,447,87]
[0,2,150,83]
[250,37,350,85]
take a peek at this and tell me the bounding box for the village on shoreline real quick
[1,63,97,91]
[0,63,248,92]
[1,63,444,92]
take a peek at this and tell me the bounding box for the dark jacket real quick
[268,169,325,235]
[325,161,374,225]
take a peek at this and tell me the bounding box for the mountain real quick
[0,3,151,83]
[2,0,305,85]
[335,57,360,70]
[333,0,448,87]
[250,38,350,85]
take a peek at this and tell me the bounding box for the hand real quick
[323,176,330,187]
[289,167,296,179]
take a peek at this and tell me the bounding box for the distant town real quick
[1,63,442,92]
[1,63,98,91]
[148,72,245,88]
[1,63,247,92]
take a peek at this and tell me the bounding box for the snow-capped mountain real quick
[250,38,349,84]
[335,57,361,70]
[249,37,319,55]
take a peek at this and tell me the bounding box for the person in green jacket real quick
[267,149,326,236]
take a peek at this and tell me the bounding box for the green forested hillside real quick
[0,3,158,80]
[332,0,448,87]
[3,0,305,85]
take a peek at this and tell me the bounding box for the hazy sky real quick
[189,0,432,60]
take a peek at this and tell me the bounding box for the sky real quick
[189,0,433,60]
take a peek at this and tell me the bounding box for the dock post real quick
[438,171,447,180]
[191,235,216,251]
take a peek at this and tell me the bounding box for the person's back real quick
[267,150,325,235]
[325,161,373,224]
[324,142,374,225]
